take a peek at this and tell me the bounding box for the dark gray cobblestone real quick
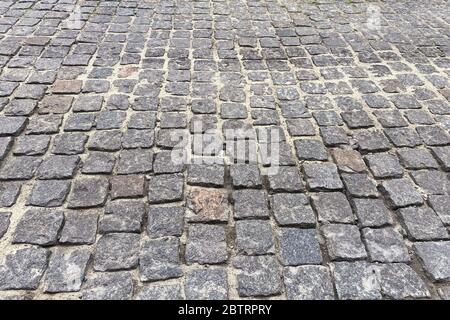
[0,0,450,300]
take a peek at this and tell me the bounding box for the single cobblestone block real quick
[380,179,423,208]
[236,220,275,255]
[59,211,98,244]
[82,272,133,300]
[0,116,27,136]
[353,199,393,227]
[331,148,367,173]
[233,255,282,297]
[148,206,184,238]
[64,113,96,132]
[398,207,448,241]
[294,139,328,161]
[0,247,49,290]
[430,146,450,171]
[0,156,41,180]
[87,130,122,152]
[278,228,322,265]
[428,195,450,225]
[99,200,145,234]
[39,96,73,114]
[94,233,140,271]
[322,224,367,260]
[284,266,335,300]
[267,166,304,193]
[13,135,50,156]
[110,175,145,199]
[233,189,269,219]
[13,209,63,246]
[417,126,450,146]
[377,263,430,299]
[411,170,450,195]
[341,173,379,198]
[117,149,153,174]
[414,241,450,282]
[185,268,228,300]
[362,227,409,263]
[27,179,71,207]
[312,192,355,223]
[36,155,79,180]
[67,177,109,208]
[397,148,439,169]
[153,151,184,174]
[82,152,116,174]
[52,133,88,155]
[148,173,184,204]
[185,224,228,265]
[385,128,422,147]
[331,261,381,300]
[303,162,343,191]
[73,95,103,112]
[271,193,315,226]
[51,80,82,94]
[0,182,21,207]
[186,187,229,222]
[365,153,404,178]
[43,248,91,293]
[187,164,224,187]
[135,284,183,300]
[96,111,127,130]
[140,237,182,281]
[355,130,391,152]
[230,164,262,188]
[320,127,349,146]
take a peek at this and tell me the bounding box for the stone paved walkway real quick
[0,0,450,300]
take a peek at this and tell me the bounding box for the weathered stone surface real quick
[312,192,355,223]
[233,255,282,297]
[303,162,343,191]
[13,209,64,245]
[322,224,367,260]
[187,164,224,187]
[147,206,184,238]
[185,224,228,264]
[99,200,145,234]
[278,228,322,265]
[186,187,229,222]
[376,263,430,299]
[332,261,381,300]
[135,284,184,300]
[236,220,275,255]
[94,233,140,271]
[0,156,41,180]
[362,228,410,263]
[139,237,182,281]
[398,207,448,241]
[331,148,367,173]
[59,211,98,244]
[67,177,109,208]
[232,189,270,219]
[353,199,393,227]
[267,166,305,192]
[230,164,262,188]
[284,266,335,300]
[0,212,11,239]
[36,155,79,179]
[271,193,315,226]
[0,247,49,290]
[414,242,450,282]
[148,174,184,204]
[27,180,71,207]
[82,272,133,300]
[380,179,423,208]
[185,268,228,300]
[428,195,450,225]
[110,175,145,199]
[43,249,91,293]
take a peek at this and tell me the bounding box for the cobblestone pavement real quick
[0,0,450,300]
